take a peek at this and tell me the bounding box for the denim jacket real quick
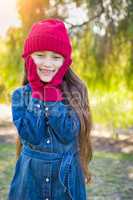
[8,83,87,200]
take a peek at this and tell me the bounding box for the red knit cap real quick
[21,18,72,101]
[22,18,72,59]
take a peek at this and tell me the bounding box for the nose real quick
[42,57,54,67]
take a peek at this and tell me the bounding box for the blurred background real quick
[0,0,133,199]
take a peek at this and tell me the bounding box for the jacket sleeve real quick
[11,88,46,145]
[47,102,81,143]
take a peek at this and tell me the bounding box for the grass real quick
[87,151,133,200]
[0,144,16,200]
[0,144,133,200]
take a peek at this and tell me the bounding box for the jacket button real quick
[35,104,40,108]
[46,139,50,144]
[45,107,48,111]
[45,198,49,200]
[45,177,49,182]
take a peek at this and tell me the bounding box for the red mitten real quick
[24,56,72,102]
[24,56,44,100]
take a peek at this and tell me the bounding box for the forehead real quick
[32,50,62,56]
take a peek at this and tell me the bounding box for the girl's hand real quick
[11,88,46,145]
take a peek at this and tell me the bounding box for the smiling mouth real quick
[39,68,56,75]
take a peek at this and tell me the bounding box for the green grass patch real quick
[94,151,133,161]
[0,144,16,200]
[87,151,133,199]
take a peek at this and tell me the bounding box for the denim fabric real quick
[7,83,87,200]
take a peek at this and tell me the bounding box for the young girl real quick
[8,18,93,200]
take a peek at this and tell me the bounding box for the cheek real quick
[33,58,44,66]
[55,60,64,69]
[36,66,41,76]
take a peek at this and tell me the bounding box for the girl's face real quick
[31,51,64,82]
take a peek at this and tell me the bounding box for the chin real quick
[40,77,53,82]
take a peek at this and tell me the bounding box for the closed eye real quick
[52,56,61,59]
[36,54,44,57]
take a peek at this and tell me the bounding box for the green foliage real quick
[0,27,24,103]
[90,87,133,129]
[0,0,133,129]
[72,27,133,130]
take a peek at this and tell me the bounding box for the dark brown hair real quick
[16,67,93,184]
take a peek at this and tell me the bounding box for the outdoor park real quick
[0,0,133,199]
